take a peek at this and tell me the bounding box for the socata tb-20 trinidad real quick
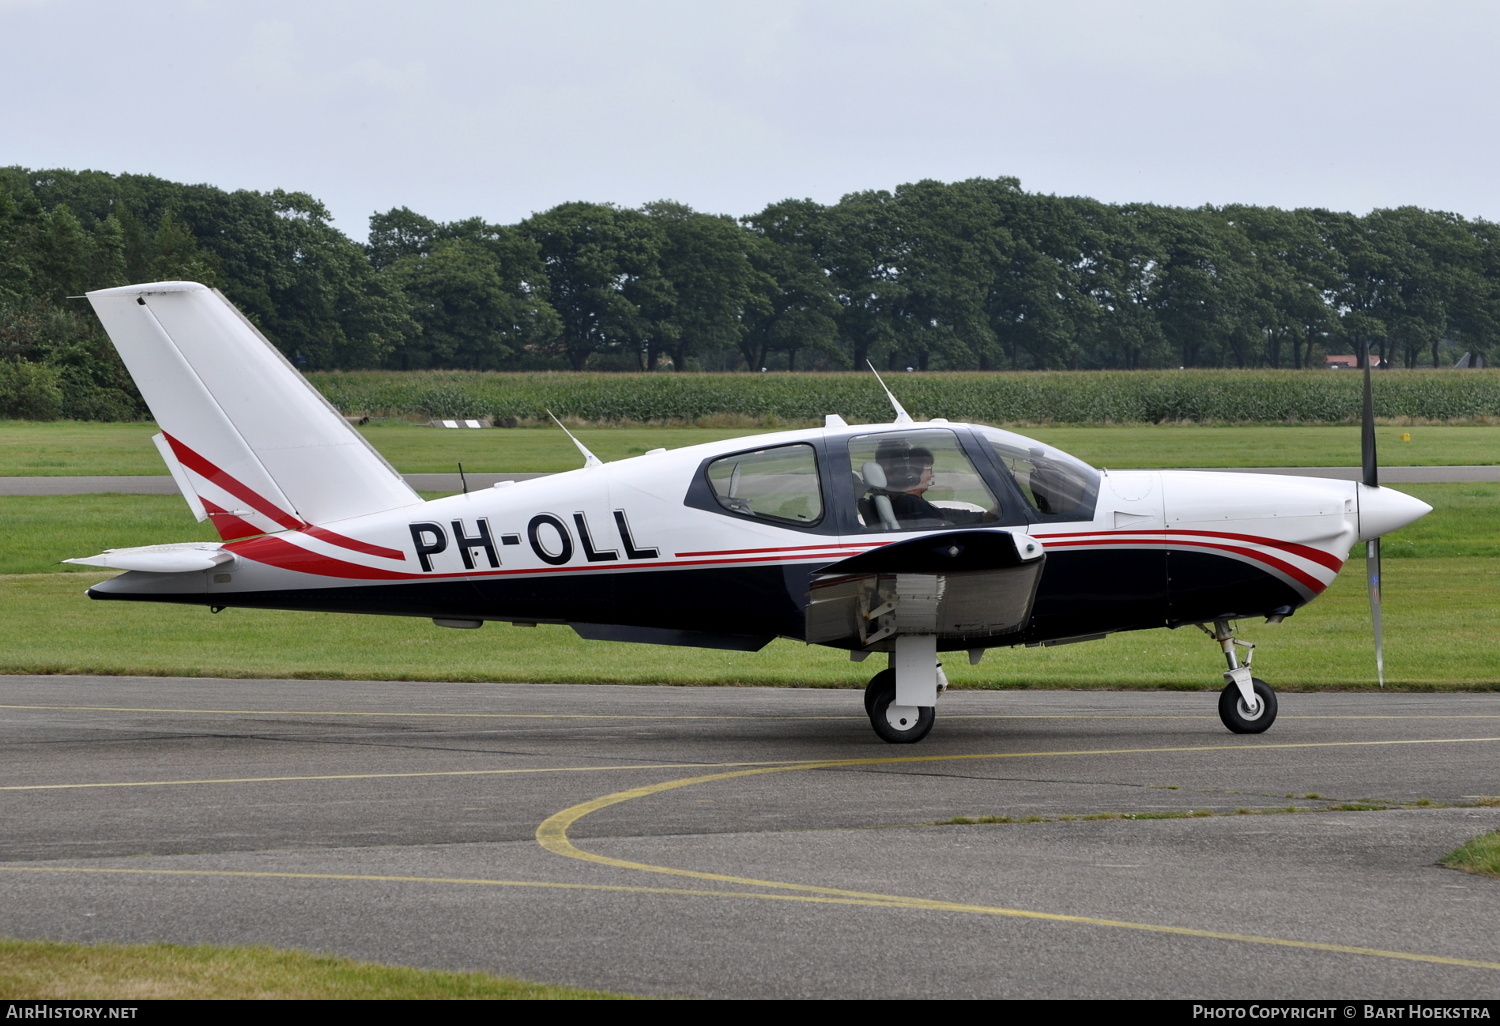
[68,282,1431,743]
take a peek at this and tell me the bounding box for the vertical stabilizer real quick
[87,282,421,534]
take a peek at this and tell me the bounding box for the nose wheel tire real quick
[865,670,935,743]
[1218,677,1277,734]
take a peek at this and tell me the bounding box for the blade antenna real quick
[547,410,603,468]
[1361,341,1384,688]
[866,361,914,425]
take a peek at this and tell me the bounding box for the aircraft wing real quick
[805,529,1045,648]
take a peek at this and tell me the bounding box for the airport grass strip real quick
[1442,831,1500,879]
[934,796,1492,825]
[0,938,630,1000]
[5,421,1499,477]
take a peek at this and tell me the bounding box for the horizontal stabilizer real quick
[86,282,422,534]
[65,543,232,573]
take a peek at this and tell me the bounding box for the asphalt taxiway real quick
[1,674,1497,999]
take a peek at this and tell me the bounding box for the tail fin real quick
[87,282,421,537]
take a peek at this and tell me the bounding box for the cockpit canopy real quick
[693,422,1101,533]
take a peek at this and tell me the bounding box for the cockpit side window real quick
[845,428,999,532]
[705,444,824,526]
[976,426,1100,522]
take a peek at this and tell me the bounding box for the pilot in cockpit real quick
[863,439,998,529]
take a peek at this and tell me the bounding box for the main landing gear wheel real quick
[865,670,935,744]
[863,668,893,718]
[1218,677,1278,734]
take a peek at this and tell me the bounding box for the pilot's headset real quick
[874,441,933,491]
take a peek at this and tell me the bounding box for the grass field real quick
[1442,832,1500,879]
[2,420,1498,476]
[0,939,629,999]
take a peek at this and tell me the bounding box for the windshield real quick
[974,426,1100,522]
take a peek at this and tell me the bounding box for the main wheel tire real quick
[867,673,935,744]
[864,668,894,718]
[1218,677,1278,734]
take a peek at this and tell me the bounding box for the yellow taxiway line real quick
[0,760,799,792]
[6,736,1500,793]
[535,736,1500,973]
[4,725,1497,973]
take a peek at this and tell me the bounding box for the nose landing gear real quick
[1202,619,1279,734]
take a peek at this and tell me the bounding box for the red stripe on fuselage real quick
[302,526,406,561]
[228,536,417,580]
[164,434,306,531]
[1032,527,1344,573]
[675,542,873,558]
[227,536,865,581]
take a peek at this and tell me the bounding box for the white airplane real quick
[68,282,1432,743]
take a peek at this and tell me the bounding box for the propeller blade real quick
[1367,538,1384,688]
[1361,339,1384,687]
[1361,340,1378,488]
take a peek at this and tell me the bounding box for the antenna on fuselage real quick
[546,410,603,468]
[866,361,914,425]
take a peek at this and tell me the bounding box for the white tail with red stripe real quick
[87,282,421,537]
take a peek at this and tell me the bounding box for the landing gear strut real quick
[1203,619,1278,734]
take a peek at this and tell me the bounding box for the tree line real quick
[2,166,1497,416]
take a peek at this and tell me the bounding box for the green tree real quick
[387,238,560,369]
[0,186,33,308]
[367,207,441,270]
[520,202,658,370]
[1068,200,1168,370]
[1448,217,1500,365]
[31,204,93,304]
[1142,206,1247,367]
[886,179,1004,371]
[640,202,775,371]
[150,212,221,285]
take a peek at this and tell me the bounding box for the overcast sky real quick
[5,0,1498,241]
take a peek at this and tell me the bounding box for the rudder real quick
[87,281,420,537]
